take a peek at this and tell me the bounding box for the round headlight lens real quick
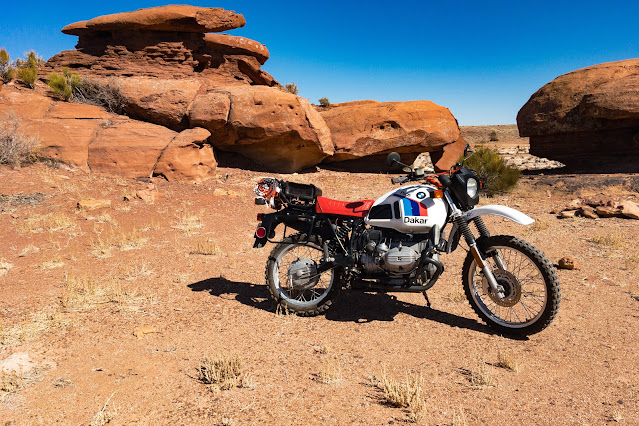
[467,178,478,198]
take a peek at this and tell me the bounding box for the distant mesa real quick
[2,5,467,179]
[517,58,639,172]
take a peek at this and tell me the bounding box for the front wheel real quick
[462,235,560,336]
[265,234,340,316]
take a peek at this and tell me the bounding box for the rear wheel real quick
[462,235,560,336]
[265,234,340,316]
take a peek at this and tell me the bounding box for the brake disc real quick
[481,269,522,307]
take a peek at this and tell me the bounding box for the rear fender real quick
[464,205,534,225]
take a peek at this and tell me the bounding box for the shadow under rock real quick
[188,277,273,312]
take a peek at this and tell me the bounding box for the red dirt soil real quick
[1,162,638,424]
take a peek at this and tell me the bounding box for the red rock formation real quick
[0,85,215,182]
[517,59,639,171]
[320,100,466,171]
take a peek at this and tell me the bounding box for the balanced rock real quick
[517,59,639,172]
[62,5,245,34]
[320,100,466,171]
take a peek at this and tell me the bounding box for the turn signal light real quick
[255,226,267,239]
[257,213,264,221]
[432,189,443,198]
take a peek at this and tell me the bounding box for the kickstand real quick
[422,291,431,308]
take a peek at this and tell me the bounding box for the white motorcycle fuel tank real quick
[365,184,447,233]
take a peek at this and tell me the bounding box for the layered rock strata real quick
[517,59,639,171]
[320,100,467,172]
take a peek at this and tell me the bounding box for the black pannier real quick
[281,181,322,202]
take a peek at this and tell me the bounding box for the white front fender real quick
[465,205,534,225]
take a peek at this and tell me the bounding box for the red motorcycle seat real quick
[315,196,374,217]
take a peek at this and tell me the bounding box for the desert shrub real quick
[16,50,43,88]
[489,130,499,141]
[72,78,125,113]
[0,49,14,83]
[318,97,331,107]
[48,68,83,101]
[463,146,520,196]
[0,111,39,167]
[284,82,298,95]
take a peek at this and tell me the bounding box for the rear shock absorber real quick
[328,220,351,256]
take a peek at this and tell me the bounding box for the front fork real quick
[445,193,505,299]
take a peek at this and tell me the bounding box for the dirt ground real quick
[1,141,639,424]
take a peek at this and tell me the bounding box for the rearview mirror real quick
[463,144,473,157]
[386,152,401,168]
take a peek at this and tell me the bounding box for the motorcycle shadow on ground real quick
[188,277,528,340]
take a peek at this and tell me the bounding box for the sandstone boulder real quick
[517,59,639,171]
[1,86,217,182]
[63,5,245,34]
[117,77,203,130]
[320,100,465,171]
[208,85,334,173]
[154,127,215,182]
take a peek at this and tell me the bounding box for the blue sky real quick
[2,1,638,125]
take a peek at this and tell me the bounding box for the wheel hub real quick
[287,258,319,290]
[482,269,522,307]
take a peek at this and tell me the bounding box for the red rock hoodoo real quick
[517,59,639,172]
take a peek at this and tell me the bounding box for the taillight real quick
[257,213,264,221]
[255,226,267,238]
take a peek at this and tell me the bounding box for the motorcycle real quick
[252,146,560,336]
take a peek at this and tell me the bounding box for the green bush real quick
[18,67,37,88]
[463,146,520,196]
[284,82,298,95]
[318,97,331,107]
[48,68,83,101]
[0,49,14,83]
[489,130,499,141]
[16,50,43,88]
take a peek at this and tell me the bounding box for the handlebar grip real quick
[391,176,408,184]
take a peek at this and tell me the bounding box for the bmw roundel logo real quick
[416,192,426,199]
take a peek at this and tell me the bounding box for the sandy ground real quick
[1,148,639,424]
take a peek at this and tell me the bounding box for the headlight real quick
[466,178,478,198]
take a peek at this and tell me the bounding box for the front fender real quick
[465,205,534,225]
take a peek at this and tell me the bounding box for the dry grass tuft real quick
[39,257,65,270]
[0,370,25,401]
[18,211,78,234]
[197,353,250,391]
[469,359,496,387]
[318,356,342,384]
[590,231,627,250]
[90,392,117,426]
[0,309,72,348]
[451,407,468,426]
[116,228,147,251]
[91,237,114,258]
[190,240,221,256]
[172,212,203,235]
[375,369,423,408]
[0,259,13,277]
[120,262,154,281]
[61,274,137,311]
[530,217,550,232]
[373,368,425,422]
[495,349,519,372]
[94,212,118,225]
